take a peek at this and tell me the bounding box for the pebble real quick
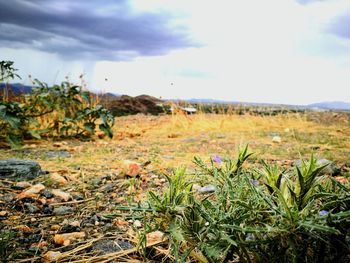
[101,183,114,193]
[43,205,53,214]
[50,173,68,185]
[42,190,54,198]
[25,183,46,194]
[272,136,282,143]
[51,189,72,202]
[24,203,40,213]
[91,239,134,255]
[133,220,142,228]
[53,206,73,216]
[0,211,7,217]
[12,181,32,190]
[60,224,81,233]
[198,184,216,193]
[45,150,71,159]
[43,251,62,262]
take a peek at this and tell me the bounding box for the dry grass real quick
[1,111,349,261]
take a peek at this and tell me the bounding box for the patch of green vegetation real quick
[0,229,17,262]
[119,146,350,262]
[0,61,115,148]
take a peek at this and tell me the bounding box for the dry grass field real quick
[1,111,349,262]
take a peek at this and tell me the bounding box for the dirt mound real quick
[101,94,166,116]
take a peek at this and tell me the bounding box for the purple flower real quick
[251,179,259,186]
[213,155,222,164]
[319,210,329,216]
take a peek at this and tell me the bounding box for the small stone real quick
[12,181,32,190]
[133,220,142,228]
[91,239,133,255]
[42,190,54,199]
[25,183,45,194]
[17,225,33,233]
[50,173,68,185]
[0,211,7,217]
[60,224,80,233]
[46,150,71,159]
[101,183,114,192]
[70,221,80,227]
[162,155,175,160]
[3,193,15,202]
[43,205,53,214]
[159,178,166,183]
[198,184,216,193]
[31,218,37,222]
[51,225,60,231]
[146,231,164,244]
[43,251,62,262]
[24,203,40,213]
[272,136,282,143]
[121,160,141,177]
[51,189,72,202]
[317,159,341,176]
[53,206,73,216]
[53,232,85,246]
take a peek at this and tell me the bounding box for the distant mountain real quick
[307,101,350,111]
[181,98,350,111]
[0,83,33,94]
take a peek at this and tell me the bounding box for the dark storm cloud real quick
[0,0,196,60]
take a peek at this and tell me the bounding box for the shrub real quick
[0,61,115,147]
[140,146,350,262]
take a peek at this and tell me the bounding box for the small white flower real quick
[205,222,210,226]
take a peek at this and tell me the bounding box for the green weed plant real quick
[140,146,349,262]
[0,61,114,147]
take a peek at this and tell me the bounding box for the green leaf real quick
[81,91,91,103]
[99,123,113,139]
[83,122,96,133]
[28,130,41,139]
[6,134,23,148]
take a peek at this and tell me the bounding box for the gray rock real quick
[0,159,42,181]
[198,184,216,193]
[91,239,134,255]
[100,183,115,193]
[45,150,71,159]
[53,206,73,215]
[24,203,40,214]
[294,159,341,176]
[182,137,197,143]
[162,155,175,160]
[42,190,54,199]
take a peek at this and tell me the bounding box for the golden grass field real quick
[1,112,349,199]
[1,111,349,262]
[3,111,349,174]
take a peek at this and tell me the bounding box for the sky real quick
[1,0,350,105]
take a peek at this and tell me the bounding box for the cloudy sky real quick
[1,0,350,104]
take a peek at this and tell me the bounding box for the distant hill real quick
[0,83,33,94]
[1,83,349,113]
[307,101,350,111]
[100,94,166,116]
[184,98,350,111]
